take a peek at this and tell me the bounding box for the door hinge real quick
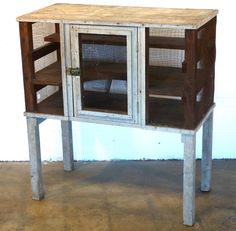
[67,67,80,76]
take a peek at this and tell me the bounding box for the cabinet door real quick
[70,25,138,124]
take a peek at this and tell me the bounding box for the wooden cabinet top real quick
[17,3,218,29]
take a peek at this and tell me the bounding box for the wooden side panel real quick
[194,17,217,124]
[200,17,216,112]
[19,22,36,112]
[184,29,198,129]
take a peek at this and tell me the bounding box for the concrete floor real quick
[0,160,235,231]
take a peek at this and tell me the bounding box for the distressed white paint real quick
[182,133,196,226]
[61,120,74,171]
[70,25,138,123]
[201,111,213,191]
[26,117,44,200]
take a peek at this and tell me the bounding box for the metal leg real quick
[201,112,213,191]
[182,133,196,226]
[26,117,44,200]
[61,120,74,171]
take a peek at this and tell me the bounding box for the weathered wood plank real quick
[19,22,37,112]
[34,61,62,85]
[184,29,198,129]
[149,36,185,49]
[37,90,64,115]
[17,4,218,29]
[32,42,59,61]
[44,32,60,43]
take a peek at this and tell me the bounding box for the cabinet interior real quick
[20,19,216,129]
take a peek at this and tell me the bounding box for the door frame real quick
[70,25,138,124]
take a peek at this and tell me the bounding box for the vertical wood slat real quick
[19,22,36,112]
[55,23,61,61]
[184,29,198,129]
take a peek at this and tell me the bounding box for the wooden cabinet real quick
[17,4,218,226]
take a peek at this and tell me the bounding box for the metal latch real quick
[67,67,80,76]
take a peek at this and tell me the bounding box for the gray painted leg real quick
[182,133,196,226]
[61,120,74,171]
[26,117,44,200]
[201,112,213,191]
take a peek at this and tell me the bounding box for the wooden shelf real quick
[82,61,127,81]
[37,90,63,115]
[44,33,60,43]
[82,63,189,98]
[148,98,184,128]
[32,60,203,100]
[149,66,186,97]
[83,91,127,114]
[44,32,185,50]
[149,36,185,50]
[34,61,62,86]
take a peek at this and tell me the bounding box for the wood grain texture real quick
[17,3,218,29]
[19,22,37,112]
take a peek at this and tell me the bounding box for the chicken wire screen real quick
[149,28,185,68]
[82,44,127,63]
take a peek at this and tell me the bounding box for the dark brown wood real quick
[55,24,61,61]
[44,33,60,43]
[184,29,198,129]
[79,34,184,50]
[32,42,59,61]
[149,66,185,97]
[148,98,184,128]
[34,61,62,85]
[80,34,126,46]
[149,36,185,49]
[19,22,37,112]
[195,17,216,122]
[19,22,63,115]
[83,91,127,114]
[37,90,63,115]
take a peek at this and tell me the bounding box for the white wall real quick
[0,0,235,161]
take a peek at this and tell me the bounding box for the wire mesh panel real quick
[146,19,217,129]
[79,33,128,114]
[19,22,63,115]
[70,25,138,123]
[146,27,186,128]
